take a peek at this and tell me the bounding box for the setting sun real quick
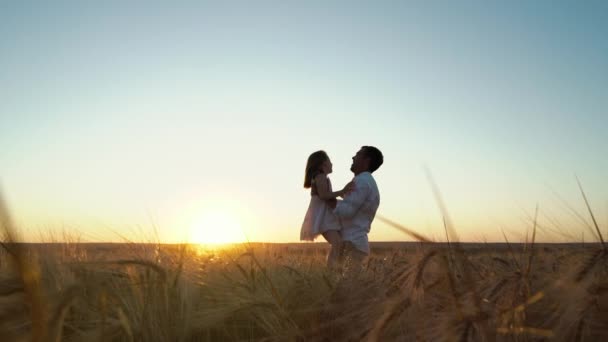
[189,209,246,245]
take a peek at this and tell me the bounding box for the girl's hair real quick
[303,150,329,188]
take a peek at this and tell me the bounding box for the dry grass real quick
[1,192,607,341]
[0,239,607,341]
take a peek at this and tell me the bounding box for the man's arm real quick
[333,179,370,219]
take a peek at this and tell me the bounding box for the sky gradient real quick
[1,1,607,243]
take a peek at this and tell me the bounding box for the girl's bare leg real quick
[322,230,342,269]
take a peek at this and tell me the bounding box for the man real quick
[331,146,383,274]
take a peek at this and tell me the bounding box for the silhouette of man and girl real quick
[300,146,383,273]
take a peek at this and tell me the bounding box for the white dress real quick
[300,177,341,241]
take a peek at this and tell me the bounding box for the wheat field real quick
[2,184,608,341]
[1,234,607,341]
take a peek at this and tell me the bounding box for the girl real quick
[300,150,353,268]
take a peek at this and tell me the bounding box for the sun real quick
[189,208,246,245]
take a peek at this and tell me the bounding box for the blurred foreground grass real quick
[0,238,607,341]
[1,188,607,341]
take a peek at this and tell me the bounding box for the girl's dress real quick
[300,174,341,241]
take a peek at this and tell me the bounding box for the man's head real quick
[350,146,383,175]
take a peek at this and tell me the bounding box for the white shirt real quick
[333,172,380,254]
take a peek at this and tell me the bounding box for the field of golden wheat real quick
[0,238,606,341]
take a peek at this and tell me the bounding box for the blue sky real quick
[1,1,607,243]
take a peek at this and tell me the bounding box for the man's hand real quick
[326,198,338,209]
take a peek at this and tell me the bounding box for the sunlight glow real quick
[189,208,246,244]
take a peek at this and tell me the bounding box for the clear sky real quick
[1,1,607,244]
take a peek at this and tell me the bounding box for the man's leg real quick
[341,241,368,277]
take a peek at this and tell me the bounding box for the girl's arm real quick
[314,174,353,200]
